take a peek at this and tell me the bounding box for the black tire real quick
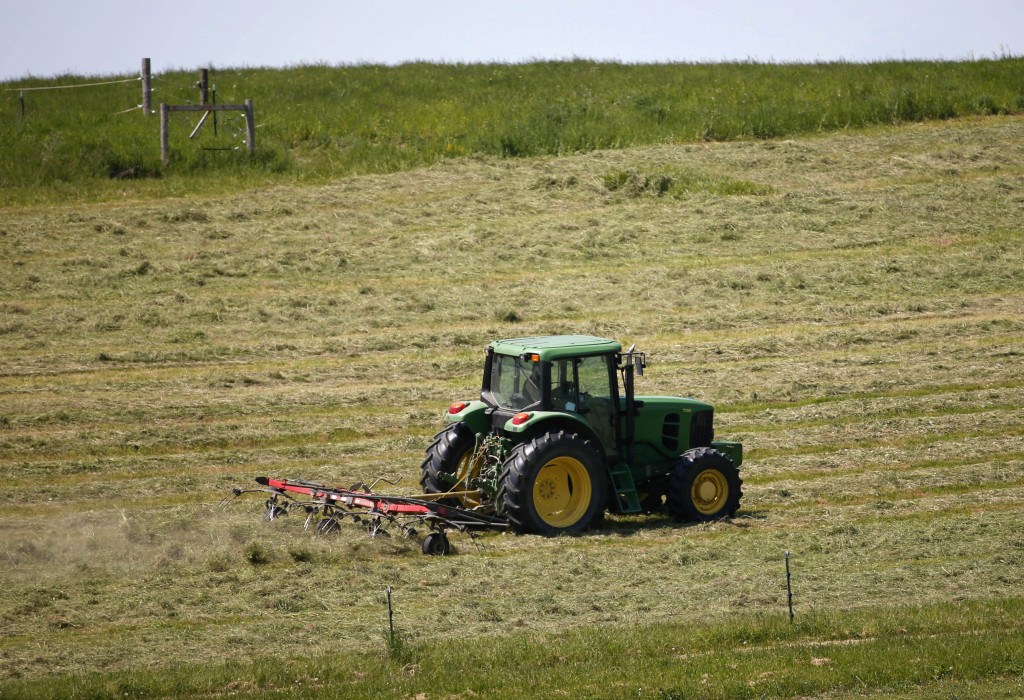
[316,516,341,535]
[422,532,451,556]
[264,499,288,521]
[666,447,742,522]
[420,423,476,504]
[497,431,607,536]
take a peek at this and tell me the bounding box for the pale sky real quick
[2,0,1022,81]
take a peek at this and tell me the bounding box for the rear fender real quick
[503,411,599,444]
[443,400,490,435]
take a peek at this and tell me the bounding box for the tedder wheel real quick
[497,431,607,536]
[666,447,742,522]
[316,516,342,535]
[422,532,451,556]
[264,499,288,521]
[420,422,478,506]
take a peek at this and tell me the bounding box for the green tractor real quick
[420,335,743,535]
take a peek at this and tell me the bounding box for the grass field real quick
[1,110,1023,698]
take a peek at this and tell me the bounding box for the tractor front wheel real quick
[420,422,477,506]
[498,431,607,536]
[666,447,742,522]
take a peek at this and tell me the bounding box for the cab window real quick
[576,354,616,453]
[577,355,613,401]
[489,353,542,410]
[549,355,614,410]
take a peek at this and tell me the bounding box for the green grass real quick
[2,59,1024,202]
[1,103,1023,696]
[3,599,1022,699]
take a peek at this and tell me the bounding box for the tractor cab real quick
[480,336,622,454]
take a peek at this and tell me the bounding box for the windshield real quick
[489,353,542,410]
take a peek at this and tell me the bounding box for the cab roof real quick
[488,335,622,362]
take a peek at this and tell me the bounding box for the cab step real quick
[608,464,642,514]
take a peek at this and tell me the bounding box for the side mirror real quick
[624,344,645,377]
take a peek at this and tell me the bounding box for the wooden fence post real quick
[160,103,170,166]
[199,69,209,105]
[141,58,152,115]
[244,99,256,155]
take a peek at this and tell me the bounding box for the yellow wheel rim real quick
[691,468,729,515]
[533,456,592,528]
[453,449,482,508]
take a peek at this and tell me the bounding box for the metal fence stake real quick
[785,551,794,623]
[386,586,395,642]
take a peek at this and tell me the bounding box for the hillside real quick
[1,114,1023,698]
[2,58,1023,203]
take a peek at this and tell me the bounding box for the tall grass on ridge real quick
[1,58,1023,200]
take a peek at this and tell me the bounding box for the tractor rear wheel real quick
[498,431,606,536]
[420,422,477,506]
[666,447,742,522]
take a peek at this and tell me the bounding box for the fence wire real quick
[4,76,140,92]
